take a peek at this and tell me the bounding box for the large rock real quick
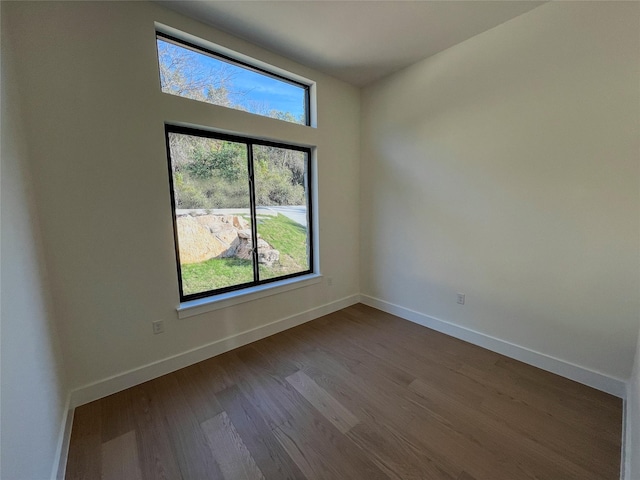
[195,214,249,231]
[230,230,280,266]
[195,215,243,250]
[258,242,280,266]
[176,216,228,264]
[176,214,279,266]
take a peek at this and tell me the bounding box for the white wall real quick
[1,7,70,479]
[626,324,640,479]
[361,2,640,382]
[4,1,360,395]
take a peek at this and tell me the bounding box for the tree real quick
[187,141,245,182]
[157,39,235,107]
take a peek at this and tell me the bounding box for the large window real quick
[165,125,313,301]
[156,32,310,125]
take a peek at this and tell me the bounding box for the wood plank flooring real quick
[65,304,622,480]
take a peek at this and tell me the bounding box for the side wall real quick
[4,1,360,399]
[1,7,70,479]
[360,2,640,385]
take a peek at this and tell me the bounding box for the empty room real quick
[1,1,639,479]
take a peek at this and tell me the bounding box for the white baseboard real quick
[621,397,628,480]
[360,295,627,398]
[51,393,73,480]
[69,294,360,408]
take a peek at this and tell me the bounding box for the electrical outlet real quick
[327,276,333,286]
[457,293,465,305]
[152,320,165,334]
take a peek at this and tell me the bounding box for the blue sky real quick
[228,70,305,120]
[158,39,305,121]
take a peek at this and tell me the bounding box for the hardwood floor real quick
[65,304,622,480]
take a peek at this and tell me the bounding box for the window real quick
[156,28,316,304]
[156,32,310,125]
[165,125,313,301]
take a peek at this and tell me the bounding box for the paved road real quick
[176,206,308,228]
[264,206,308,227]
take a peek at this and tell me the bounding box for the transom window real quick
[165,125,313,301]
[156,32,310,125]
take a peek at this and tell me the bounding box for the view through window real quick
[166,126,312,300]
[157,33,309,125]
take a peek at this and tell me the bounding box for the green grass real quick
[180,213,309,295]
[181,257,254,295]
[257,214,309,280]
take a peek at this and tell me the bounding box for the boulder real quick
[233,215,250,229]
[229,230,280,266]
[195,214,249,230]
[176,216,227,264]
[195,215,239,248]
[177,214,278,266]
[258,242,280,266]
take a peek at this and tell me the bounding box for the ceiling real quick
[159,1,545,86]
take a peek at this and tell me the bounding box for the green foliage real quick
[174,173,250,210]
[252,145,306,206]
[171,135,307,210]
[196,175,250,209]
[254,159,305,206]
[173,172,207,209]
[171,136,250,209]
[186,142,244,181]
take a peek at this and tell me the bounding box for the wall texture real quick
[1,7,70,479]
[4,1,360,394]
[360,1,640,382]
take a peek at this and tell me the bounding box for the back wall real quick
[4,0,361,395]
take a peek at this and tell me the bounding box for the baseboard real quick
[69,294,360,408]
[360,295,627,398]
[621,397,628,480]
[51,393,73,480]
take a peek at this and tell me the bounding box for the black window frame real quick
[165,124,314,302]
[156,32,311,127]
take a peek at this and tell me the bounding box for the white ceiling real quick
[159,1,545,86]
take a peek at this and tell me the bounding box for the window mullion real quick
[247,143,260,283]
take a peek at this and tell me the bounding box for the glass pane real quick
[157,36,308,125]
[252,145,311,280]
[168,132,255,296]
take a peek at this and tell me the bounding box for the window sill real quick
[176,273,323,319]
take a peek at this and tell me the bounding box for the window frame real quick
[165,124,315,303]
[156,32,311,126]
